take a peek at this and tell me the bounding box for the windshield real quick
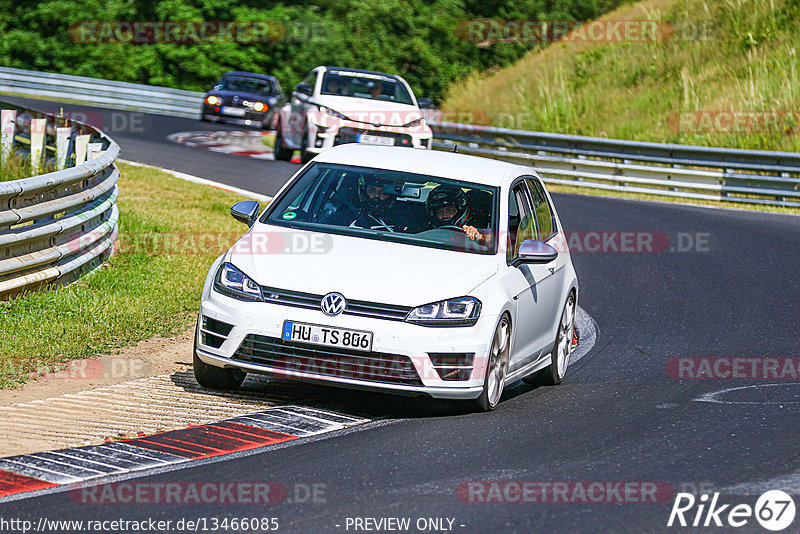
[217,77,274,95]
[263,163,498,255]
[320,71,414,105]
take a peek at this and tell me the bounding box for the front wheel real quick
[274,127,293,161]
[528,293,576,386]
[300,127,313,164]
[474,314,511,412]
[193,345,246,390]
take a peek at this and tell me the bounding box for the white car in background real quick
[194,145,578,411]
[274,66,434,163]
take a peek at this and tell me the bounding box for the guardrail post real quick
[74,134,90,165]
[29,118,46,173]
[87,142,103,160]
[56,127,71,170]
[1,109,16,162]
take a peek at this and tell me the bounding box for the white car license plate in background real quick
[282,321,373,351]
[357,134,394,146]
[221,106,246,116]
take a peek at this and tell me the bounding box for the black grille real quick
[261,286,412,321]
[428,353,475,381]
[200,316,234,349]
[233,334,423,385]
[334,127,412,147]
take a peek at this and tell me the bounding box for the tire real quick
[525,292,576,386]
[474,314,511,412]
[193,341,246,390]
[274,127,293,161]
[300,126,313,164]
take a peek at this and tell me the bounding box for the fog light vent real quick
[428,353,474,381]
[200,316,234,349]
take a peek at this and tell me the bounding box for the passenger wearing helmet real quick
[426,184,490,246]
[324,173,407,231]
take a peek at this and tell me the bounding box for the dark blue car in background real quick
[201,71,285,129]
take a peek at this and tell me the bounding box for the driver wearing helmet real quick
[426,184,490,245]
[325,173,406,231]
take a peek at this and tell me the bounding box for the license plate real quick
[357,134,394,146]
[282,321,373,351]
[221,106,246,116]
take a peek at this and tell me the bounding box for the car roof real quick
[313,145,530,187]
[321,66,402,82]
[222,71,277,82]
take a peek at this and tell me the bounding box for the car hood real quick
[227,225,498,307]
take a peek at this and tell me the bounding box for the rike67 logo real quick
[668,490,796,531]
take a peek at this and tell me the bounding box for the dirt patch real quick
[0,327,194,408]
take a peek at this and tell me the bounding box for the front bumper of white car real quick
[196,286,495,400]
[306,120,433,155]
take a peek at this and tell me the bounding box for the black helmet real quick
[358,174,400,217]
[426,185,468,226]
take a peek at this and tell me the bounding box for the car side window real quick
[507,183,534,262]
[524,176,556,240]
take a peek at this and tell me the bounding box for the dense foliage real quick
[0,0,624,100]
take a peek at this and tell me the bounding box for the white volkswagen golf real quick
[274,66,434,163]
[195,145,579,411]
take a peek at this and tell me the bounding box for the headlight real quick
[205,95,219,105]
[405,296,481,327]
[320,106,350,120]
[403,118,424,128]
[253,102,267,112]
[213,262,262,301]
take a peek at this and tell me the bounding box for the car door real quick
[506,178,561,371]
[525,175,568,349]
[288,70,317,146]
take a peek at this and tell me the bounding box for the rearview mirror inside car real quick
[231,200,261,227]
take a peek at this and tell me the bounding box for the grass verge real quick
[443,0,800,153]
[0,162,253,388]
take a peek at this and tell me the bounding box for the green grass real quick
[0,154,52,182]
[0,162,254,388]
[443,0,800,153]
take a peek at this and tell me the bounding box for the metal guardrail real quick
[2,67,797,207]
[0,66,204,119]
[429,121,800,208]
[0,100,120,299]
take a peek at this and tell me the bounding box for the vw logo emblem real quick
[320,292,346,316]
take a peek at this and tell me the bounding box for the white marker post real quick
[56,127,71,170]
[87,142,103,160]
[74,134,90,165]
[29,118,46,174]
[1,110,17,163]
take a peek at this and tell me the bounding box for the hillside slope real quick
[442,0,800,152]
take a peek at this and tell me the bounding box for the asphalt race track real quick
[1,97,799,533]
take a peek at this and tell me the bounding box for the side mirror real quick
[294,83,313,97]
[514,239,558,265]
[231,200,260,227]
[417,97,435,109]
